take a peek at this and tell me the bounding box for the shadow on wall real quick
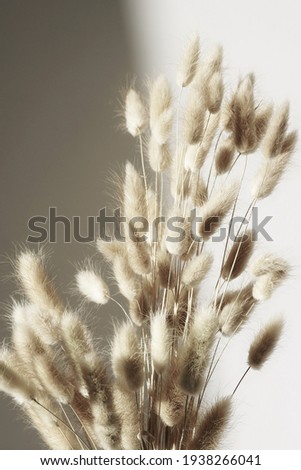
[0,0,133,449]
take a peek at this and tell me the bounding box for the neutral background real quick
[1,0,300,449]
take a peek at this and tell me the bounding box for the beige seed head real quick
[188,397,232,449]
[204,71,224,114]
[221,230,254,281]
[125,89,148,137]
[148,137,171,172]
[76,269,110,305]
[181,251,213,287]
[178,308,217,395]
[248,318,283,369]
[0,348,35,403]
[112,323,144,391]
[261,102,290,158]
[218,283,256,336]
[197,182,238,240]
[150,314,171,374]
[214,136,235,175]
[177,34,200,87]
[183,92,206,145]
[16,250,64,314]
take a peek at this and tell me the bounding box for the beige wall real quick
[0,0,133,449]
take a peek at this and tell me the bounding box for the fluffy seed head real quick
[185,112,220,172]
[204,71,224,114]
[177,34,200,87]
[96,239,125,263]
[0,348,35,403]
[251,253,289,278]
[125,89,147,137]
[218,283,256,336]
[181,251,213,287]
[16,250,63,314]
[248,318,283,369]
[188,397,232,449]
[261,102,290,158]
[254,103,273,143]
[76,269,110,305]
[221,230,254,281]
[165,212,193,257]
[149,75,172,145]
[233,74,256,153]
[252,149,293,199]
[113,255,141,301]
[178,308,217,395]
[124,161,147,220]
[197,182,238,240]
[214,136,235,175]
[183,92,206,145]
[112,323,144,391]
[150,314,171,374]
[148,137,171,172]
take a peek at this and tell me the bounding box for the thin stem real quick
[59,403,84,450]
[109,296,131,322]
[232,366,251,396]
[139,134,148,196]
[69,404,98,450]
[32,399,90,449]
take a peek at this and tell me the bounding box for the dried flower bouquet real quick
[0,35,297,450]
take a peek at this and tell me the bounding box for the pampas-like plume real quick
[34,353,74,404]
[251,253,289,300]
[261,103,290,158]
[197,182,238,240]
[181,251,213,287]
[183,92,206,144]
[126,225,151,275]
[149,75,172,145]
[204,71,224,114]
[248,318,283,369]
[252,145,296,199]
[177,34,200,87]
[178,308,217,395]
[112,323,144,391]
[221,230,254,281]
[188,397,232,449]
[251,253,289,280]
[124,161,147,220]
[96,238,124,262]
[16,250,64,314]
[254,103,273,143]
[214,136,235,175]
[113,384,140,449]
[165,212,193,257]
[148,137,171,172]
[159,362,186,427]
[150,314,171,374]
[218,283,256,336]
[125,89,148,137]
[0,348,34,403]
[184,112,220,172]
[112,255,141,301]
[76,269,110,305]
[62,311,94,357]
[233,74,256,153]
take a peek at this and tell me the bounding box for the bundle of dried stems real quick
[0,35,296,450]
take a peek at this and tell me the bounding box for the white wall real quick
[122,0,301,449]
